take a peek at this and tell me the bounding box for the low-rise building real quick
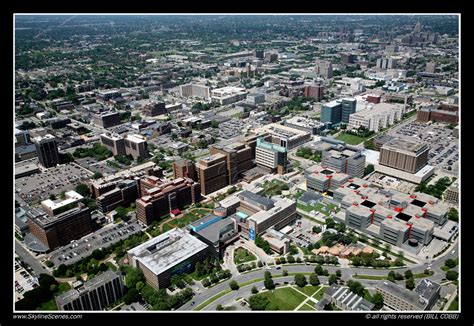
[127,228,209,289]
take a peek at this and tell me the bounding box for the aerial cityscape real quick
[14,14,460,313]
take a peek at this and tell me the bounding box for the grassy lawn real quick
[57,282,71,294]
[313,287,326,301]
[447,296,459,311]
[353,274,387,280]
[299,202,339,217]
[441,266,450,272]
[259,287,307,311]
[297,202,315,213]
[297,303,316,311]
[413,271,434,278]
[335,133,368,145]
[234,248,257,264]
[297,285,320,297]
[191,208,212,216]
[162,223,175,232]
[239,278,264,288]
[299,246,312,255]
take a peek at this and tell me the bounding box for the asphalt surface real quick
[15,239,50,276]
[49,220,145,266]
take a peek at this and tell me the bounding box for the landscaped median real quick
[193,273,314,311]
[352,270,434,281]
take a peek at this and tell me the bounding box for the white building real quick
[348,102,405,132]
[211,86,247,105]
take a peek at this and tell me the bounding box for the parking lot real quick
[49,220,145,266]
[387,121,459,174]
[217,118,248,139]
[15,261,39,302]
[15,162,93,204]
[76,157,118,175]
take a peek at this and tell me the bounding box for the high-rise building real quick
[209,142,254,184]
[255,138,287,174]
[321,101,342,126]
[321,144,366,178]
[56,270,124,311]
[124,134,149,160]
[100,133,149,160]
[341,98,357,124]
[195,153,229,195]
[92,111,121,128]
[26,191,93,251]
[303,82,324,101]
[15,128,31,147]
[33,134,60,168]
[315,60,333,79]
[341,53,356,65]
[136,177,201,225]
[96,179,139,213]
[376,57,395,69]
[379,138,429,174]
[142,102,166,116]
[425,62,436,73]
[173,159,197,181]
[127,228,209,289]
[179,83,210,99]
[348,102,404,132]
[100,133,126,156]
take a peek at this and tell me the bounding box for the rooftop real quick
[56,270,121,307]
[377,281,427,309]
[382,137,429,154]
[127,228,208,276]
[239,190,275,210]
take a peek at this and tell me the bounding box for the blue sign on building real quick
[249,228,255,241]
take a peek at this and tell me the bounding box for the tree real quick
[404,270,413,280]
[282,269,288,276]
[314,264,324,276]
[229,280,240,291]
[387,271,396,282]
[347,280,365,296]
[255,235,271,254]
[287,255,295,264]
[264,277,275,290]
[248,294,270,310]
[75,183,91,197]
[201,278,210,287]
[257,261,263,268]
[294,274,307,288]
[216,304,223,311]
[364,164,375,176]
[49,194,56,200]
[90,249,105,261]
[289,245,298,255]
[309,273,320,286]
[326,218,336,229]
[312,226,322,233]
[372,292,384,310]
[171,275,186,289]
[336,269,342,277]
[394,258,404,267]
[445,259,457,269]
[447,208,458,222]
[405,277,415,290]
[251,286,258,294]
[446,270,459,281]
[125,268,144,289]
[92,171,103,179]
[328,274,338,285]
[123,288,140,305]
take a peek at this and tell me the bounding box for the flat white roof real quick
[127,228,208,276]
